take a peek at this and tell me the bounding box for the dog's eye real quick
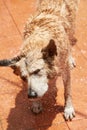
[33,69,40,74]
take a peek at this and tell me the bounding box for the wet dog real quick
[0,0,79,120]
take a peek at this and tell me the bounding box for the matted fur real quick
[0,0,79,120]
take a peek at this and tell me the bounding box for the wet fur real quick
[0,0,79,120]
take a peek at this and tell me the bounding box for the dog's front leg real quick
[62,64,75,120]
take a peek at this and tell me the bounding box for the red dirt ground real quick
[0,0,87,130]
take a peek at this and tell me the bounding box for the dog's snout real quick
[28,88,37,98]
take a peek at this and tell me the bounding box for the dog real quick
[0,0,79,120]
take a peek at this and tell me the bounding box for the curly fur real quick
[16,0,79,120]
[0,0,79,120]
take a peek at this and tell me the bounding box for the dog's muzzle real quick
[28,88,37,99]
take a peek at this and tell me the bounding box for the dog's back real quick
[38,0,79,23]
[24,0,79,47]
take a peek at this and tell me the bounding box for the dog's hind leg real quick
[62,63,75,120]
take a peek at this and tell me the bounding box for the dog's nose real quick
[28,88,37,98]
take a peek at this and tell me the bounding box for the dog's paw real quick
[64,106,75,120]
[31,101,43,114]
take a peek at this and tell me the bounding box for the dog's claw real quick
[64,106,75,120]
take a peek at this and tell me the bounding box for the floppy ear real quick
[42,39,57,59]
[11,65,21,76]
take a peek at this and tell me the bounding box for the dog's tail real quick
[0,54,24,67]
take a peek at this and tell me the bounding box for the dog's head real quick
[11,39,57,99]
[26,39,57,99]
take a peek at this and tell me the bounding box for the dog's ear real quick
[42,39,57,59]
[11,65,21,76]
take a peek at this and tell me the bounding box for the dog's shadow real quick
[7,77,64,130]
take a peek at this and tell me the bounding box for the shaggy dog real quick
[0,0,79,120]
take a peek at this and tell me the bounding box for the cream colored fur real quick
[10,0,79,120]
